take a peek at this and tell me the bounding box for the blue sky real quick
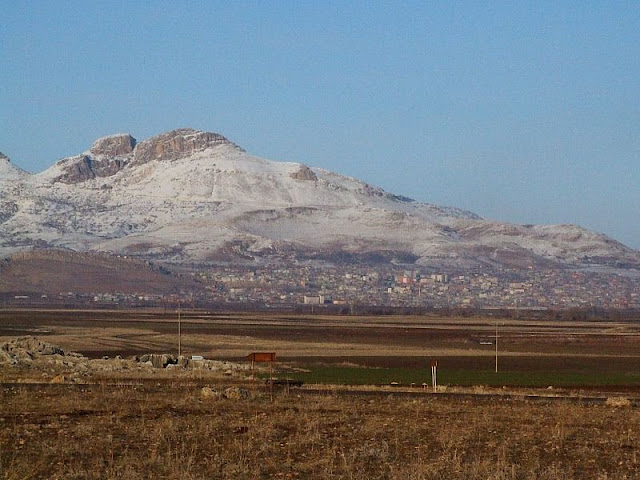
[2,1,639,248]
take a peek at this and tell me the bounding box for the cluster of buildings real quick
[196,264,640,311]
[3,263,638,312]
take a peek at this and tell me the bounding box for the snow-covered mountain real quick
[1,128,638,270]
[0,153,28,181]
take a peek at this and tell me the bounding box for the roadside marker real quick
[431,360,438,393]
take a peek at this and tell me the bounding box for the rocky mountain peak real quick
[90,134,136,157]
[48,128,243,184]
[133,128,241,165]
[53,155,128,184]
[0,152,10,163]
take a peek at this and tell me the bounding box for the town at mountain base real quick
[0,129,638,309]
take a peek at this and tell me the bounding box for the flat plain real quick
[2,308,640,479]
[2,309,640,386]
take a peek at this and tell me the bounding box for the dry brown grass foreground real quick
[2,379,639,480]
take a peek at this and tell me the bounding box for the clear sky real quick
[1,1,639,249]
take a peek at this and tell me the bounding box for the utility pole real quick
[495,321,499,373]
[178,300,182,358]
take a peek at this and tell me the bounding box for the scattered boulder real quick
[605,397,632,408]
[177,356,189,368]
[223,386,251,400]
[0,336,73,366]
[200,387,223,400]
[50,373,76,384]
[200,387,250,401]
[135,354,249,373]
[139,353,177,368]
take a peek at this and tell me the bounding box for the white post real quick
[431,364,437,393]
[495,321,498,373]
[433,367,438,393]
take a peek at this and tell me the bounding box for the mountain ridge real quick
[1,128,638,272]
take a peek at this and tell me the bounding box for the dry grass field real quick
[1,309,640,478]
[2,377,640,479]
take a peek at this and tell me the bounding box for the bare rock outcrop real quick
[133,128,240,165]
[90,133,136,157]
[52,129,242,183]
[54,155,128,184]
[289,164,317,181]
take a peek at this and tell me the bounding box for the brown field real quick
[2,309,640,374]
[2,308,640,356]
[2,309,640,479]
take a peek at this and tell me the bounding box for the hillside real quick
[0,250,202,295]
[0,128,638,271]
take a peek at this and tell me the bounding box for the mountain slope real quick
[0,129,638,271]
[0,153,29,180]
[0,250,202,294]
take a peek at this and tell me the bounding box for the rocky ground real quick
[2,335,640,479]
[0,336,251,384]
